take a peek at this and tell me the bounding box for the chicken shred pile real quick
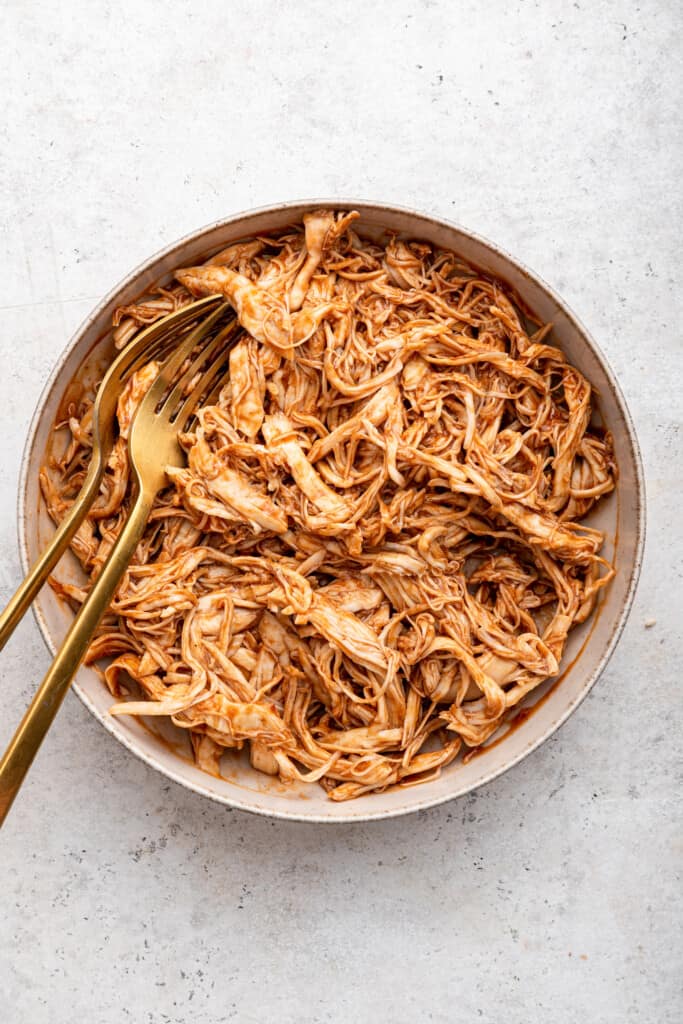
[43,210,616,801]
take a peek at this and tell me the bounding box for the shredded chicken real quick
[43,210,616,800]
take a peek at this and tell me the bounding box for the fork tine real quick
[175,347,234,429]
[198,375,227,412]
[162,317,238,417]
[112,296,223,386]
[142,302,230,413]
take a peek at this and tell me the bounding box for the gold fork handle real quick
[0,485,156,826]
[0,451,109,653]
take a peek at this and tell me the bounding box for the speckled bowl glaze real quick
[18,201,645,822]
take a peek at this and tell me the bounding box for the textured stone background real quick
[1,2,681,1022]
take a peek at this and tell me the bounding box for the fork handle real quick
[0,485,155,826]
[0,452,107,653]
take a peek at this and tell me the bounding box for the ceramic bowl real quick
[18,201,645,822]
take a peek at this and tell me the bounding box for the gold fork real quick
[0,295,225,653]
[0,300,236,824]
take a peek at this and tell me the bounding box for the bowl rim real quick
[16,198,646,822]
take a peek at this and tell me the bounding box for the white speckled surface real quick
[0,2,680,1022]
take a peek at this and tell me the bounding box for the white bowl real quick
[18,201,645,822]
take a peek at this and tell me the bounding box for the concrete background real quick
[1,2,681,1021]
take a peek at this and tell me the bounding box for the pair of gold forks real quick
[0,296,237,825]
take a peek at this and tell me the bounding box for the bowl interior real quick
[19,202,644,821]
